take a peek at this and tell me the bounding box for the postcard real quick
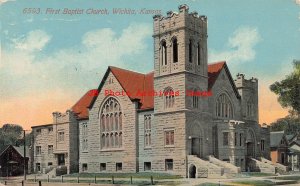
[0,0,299,185]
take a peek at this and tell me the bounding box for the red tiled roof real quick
[110,66,154,110]
[208,61,226,90]
[81,62,226,118]
[71,89,98,119]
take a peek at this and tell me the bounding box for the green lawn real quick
[240,172,276,177]
[197,183,223,186]
[274,175,300,181]
[232,180,274,186]
[65,172,181,180]
[27,178,183,185]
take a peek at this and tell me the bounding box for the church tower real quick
[151,5,211,177]
[153,4,209,112]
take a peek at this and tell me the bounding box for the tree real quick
[0,124,23,150]
[270,60,300,119]
[270,115,300,135]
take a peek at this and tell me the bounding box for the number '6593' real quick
[23,8,40,14]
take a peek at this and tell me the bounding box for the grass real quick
[65,172,181,180]
[240,172,276,177]
[197,183,222,186]
[274,175,300,181]
[231,180,274,186]
[27,178,183,185]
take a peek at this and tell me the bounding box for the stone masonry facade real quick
[32,4,271,178]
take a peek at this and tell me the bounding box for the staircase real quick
[260,157,288,174]
[187,155,224,178]
[46,167,56,178]
[249,158,276,174]
[208,155,241,177]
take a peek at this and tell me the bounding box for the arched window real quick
[172,38,178,63]
[189,39,193,63]
[197,42,200,65]
[161,40,167,66]
[164,87,175,109]
[246,99,254,117]
[100,97,122,149]
[215,94,233,118]
[144,115,152,147]
[193,89,199,108]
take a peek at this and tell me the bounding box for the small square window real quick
[144,162,151,171]
[36,129,41,134]
[36,163,41,172]
[48,162,53,166]
[48,127,53,132]
[36,146,41,155]
[223,132,229,146]
[116,163,122,171]
[48,145,53,154]
[164,129,175,146]
[58,131,64,142]
[82,163,88,172]
[100,163,106,171]
[165,159,173,171]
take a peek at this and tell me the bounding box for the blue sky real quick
[0,0,299,128]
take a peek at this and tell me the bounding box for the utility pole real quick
[23,130,26,180]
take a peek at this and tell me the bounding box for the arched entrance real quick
[245,129,256,171]
[189,164,196,178]
[246,129,255,157]
[188,123,203,158]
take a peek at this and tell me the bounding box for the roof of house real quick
[270,131,285,148]
[76,61,234,119]
[286,134,295,141]
[0,145,29,158]
[71,89,98,119]
[208,61,226,90]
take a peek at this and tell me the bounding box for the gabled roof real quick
[87,61,239,113]
[208,61,240,98]
[110,67,154,110]
[0,145,29,158]
[208,61,226,90]
[270,131,286,148]
[72,89,98,120]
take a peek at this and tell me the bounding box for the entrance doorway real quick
[192,138,200,156]
[189,164,196,178]
[191,138,203,158]
[245,129,256,171]
[57,154,65,166]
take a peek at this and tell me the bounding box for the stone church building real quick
[31,5,272,178]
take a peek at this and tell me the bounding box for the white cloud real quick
[296,0,300,5]
[1,23,152,100]
[209,26,261,64]
[0,0,15,5]
[13,30,51,52]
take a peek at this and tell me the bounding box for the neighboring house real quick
[286,133,300,171]
[0,145,29,177]
[270,131,289,165]
[288,140,300,171]
[31,91,96,175]
[32,4,271,178]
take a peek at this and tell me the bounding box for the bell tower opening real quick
[153,4,208,77]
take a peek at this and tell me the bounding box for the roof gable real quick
[88,62,240,112]
[208,61,240,98]
[0,145,28,158]
[72,89,98,120]
[270,131,288,148]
